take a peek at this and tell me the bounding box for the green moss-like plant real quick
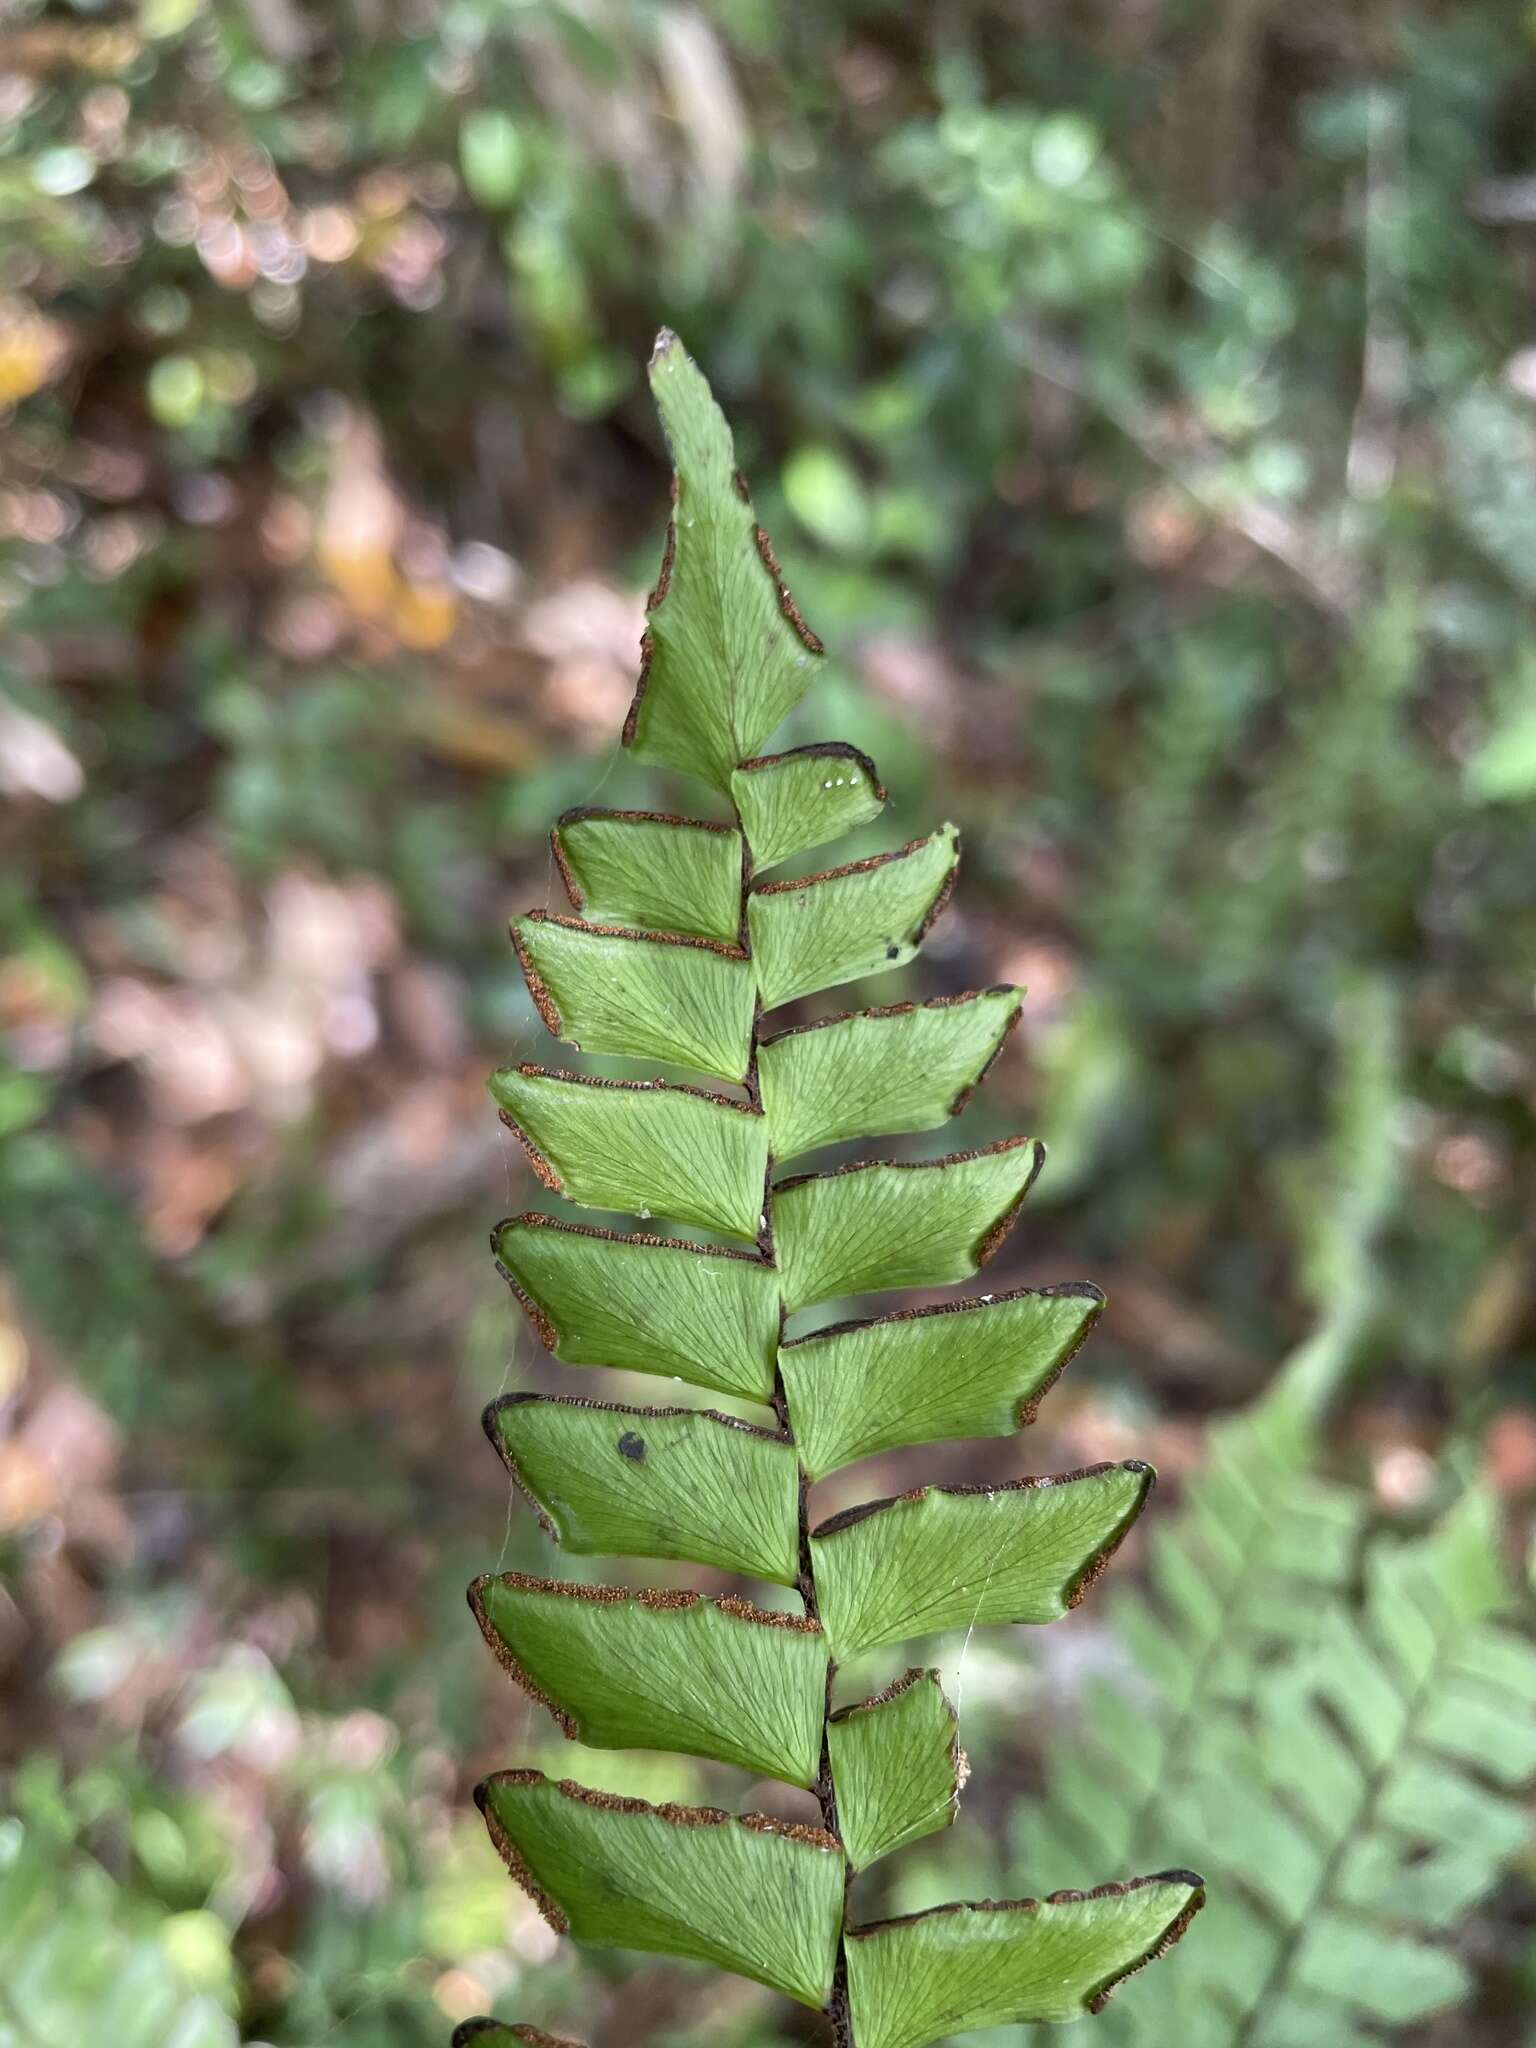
[459,334,1203,2048]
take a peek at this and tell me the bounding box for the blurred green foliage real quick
[2,1,1535,2042]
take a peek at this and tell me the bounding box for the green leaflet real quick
[828,1669,961,1872]
[747,826,960,1010]
[476,1772,845,2009]
[1247,1998,1370,2048]
[731,744,886,871]
[510,912,755,1080]
[493,1216,778,1402]
[772,1137,1044,1314]
[759,987,1023,1162]
[1288,1916,1467,2026]
[470,1576,828,1787]
[1420,1673,1536,1785]
[811,1463,1153,1660]
[485,1394,800,1584]
[1337,1838,1493,1922]
[489,1065,767,1241]
[780,1284,1103,1481]
[845,1879,1205,2048]
[622,332,824,788]
[1449,1622,1536,1704]
[552,809,743,941]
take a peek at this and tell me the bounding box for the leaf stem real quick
[738,813,853,2048]
[1229,1630,1447,2047]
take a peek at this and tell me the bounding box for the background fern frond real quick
[1019,981,1535,2043]
[1029,1489,1535,2047]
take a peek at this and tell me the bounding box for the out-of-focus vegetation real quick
[1,4,1533,2044]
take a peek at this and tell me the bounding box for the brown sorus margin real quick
[509,909,749,1053]
[490,1061,761,1201]
[747,496,826,655]
[829,1666,968,1854]
[812,1455,1151,1537]
[782,1279,1105,1432]
[619,465,677,751]
[476,1769,841,1935]
[748,828,961,959]
[759,983,1026,1126]
[810,1460,1155,1611]
[482,1389,792,1548]
[735,738,886,801]
[773,1134,1047,1270]
[844,1871,1207,2015]
[468,1571,822,1746]
[550,806,738,917]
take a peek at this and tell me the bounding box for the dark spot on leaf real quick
[885,942,900,959]
[617,1431,647,1463]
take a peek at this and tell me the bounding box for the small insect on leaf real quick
[732,743,886,870]
[485,1393,801,1582]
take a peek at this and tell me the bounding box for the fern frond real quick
[1021,982,1536,2042]
[1030,1491,1535,2046]
[462,333,1201,2047]
[1028,974,1401,1888]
